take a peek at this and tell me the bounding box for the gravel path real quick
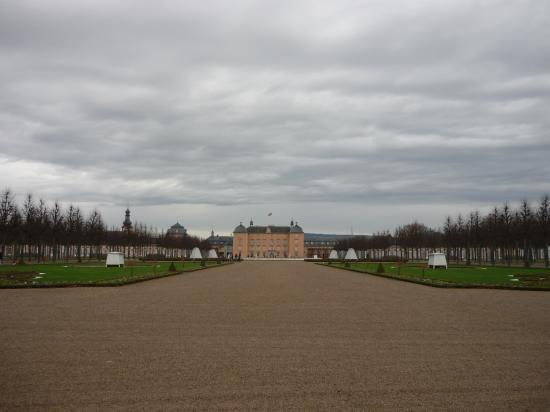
[1,261,549,410]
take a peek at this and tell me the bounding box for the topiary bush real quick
[376,263,385,273]
[168,262,177,272]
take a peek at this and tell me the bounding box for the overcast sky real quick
[1,0,549,236]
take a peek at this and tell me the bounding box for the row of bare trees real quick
[335,195,550,267]
[0,190,105,262]
[440,198,550,267]
[0,189,205,262]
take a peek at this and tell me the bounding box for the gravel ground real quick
[1,261,549,411]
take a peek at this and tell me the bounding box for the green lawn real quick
[328,262,550,289]
[0,261,221,287]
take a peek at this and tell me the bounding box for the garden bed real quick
[320,262,550,290]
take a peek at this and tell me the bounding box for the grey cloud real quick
[1,0,549,232]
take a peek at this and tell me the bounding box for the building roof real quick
[207,235,233,246]
[233,221,305,234]
[122,208,132,230]
[234,222,247,233]
[247,225,292,234]
[166,222,187,237]
[304,233,367,242]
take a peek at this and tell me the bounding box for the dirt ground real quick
[1,261,549,411]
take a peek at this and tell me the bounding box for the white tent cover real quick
[428,253,448,269]
[190,247,203,259]
[207,249,218,259]
[328,250,339,260]
[344,248,358,260]
[106,252,124,267]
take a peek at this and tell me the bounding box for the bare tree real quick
[443,216,454,263]
[0,189,16,261]
[537,195,550,268]
[518,200,533,268]
[50,201,64,262]
[9,207,23,261]
[470,211,482,264]
[484,207,499,265]
[500,203,513,266]
[22,193,38,261]
[36,199,50,262]
[65,205,85,261]
[86,209,105,260]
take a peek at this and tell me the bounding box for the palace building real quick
[233,220,305,258]
[303,233,361,259]
[166,222,187,238]
[116,210,360,260]
[206,230,233,258]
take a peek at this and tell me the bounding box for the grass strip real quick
[0,261,232,288]
[319,262,550,291]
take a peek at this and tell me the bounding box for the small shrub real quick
[344,261,350,268]
[17,259,26,265]
[376,263,385,273]
[168,262,177,272]
[200,260,206,267]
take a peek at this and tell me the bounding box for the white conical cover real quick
[344,248,358,260]
[190,247,202,259]
[329,250,339,260]
[207,249,218,259]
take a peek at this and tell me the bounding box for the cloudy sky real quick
[1,0,549,236]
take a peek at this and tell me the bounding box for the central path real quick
[1,261,549,410]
